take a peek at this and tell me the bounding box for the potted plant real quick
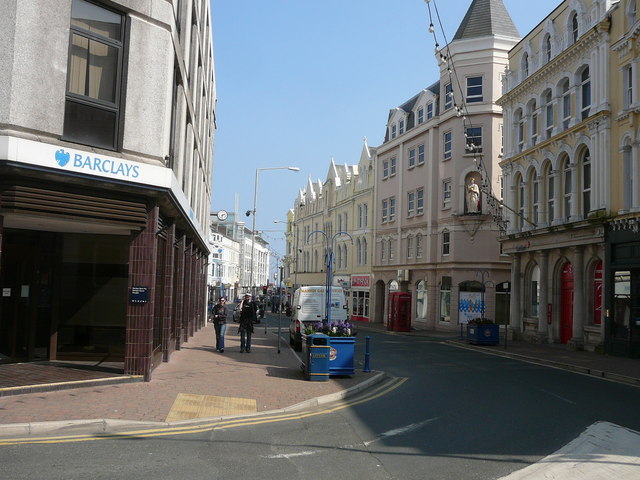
[466,318,499,345]
[304,321,356,375]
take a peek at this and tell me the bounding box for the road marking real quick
[0,377,408,446]
[364,418,439,446]
[261,451,317,459]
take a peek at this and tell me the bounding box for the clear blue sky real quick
[210,0,561,258]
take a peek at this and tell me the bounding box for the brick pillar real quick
[173,235,186,350]
[125,205,159,381]
[162,223,176,361]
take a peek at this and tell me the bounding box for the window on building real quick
[427,102,434,119]
[64,0,125,151]
[532,174,539,225]
[407,236,414,259]
[624,64,634,109]
[545,164,556,225]
[440,277,451,322]
[581,148,591,217]
[443,180,451,208]
[418,107,424,124]
[444,131,452,160]
[381,239,386,260]
[362,238,367,265]
[544,90,554,139]
[416,234,423,258]
[389,197,396,221]
[418,144,425,164]
[516,175,524,229]
[399,119,405,135]
[388,238,394,260]
[442,230,450,255]
[391,124,397,139]
[563,158,572,220]
[417,188,424,215]
[522,53,529,78]
[544,35,552,63]
[383,160,389,179]
[444,82,453,110]
[382,199,388,223]
[407,191,415,216]
[530,101,538,146]
[466,76,483,103]
[408,148,416,168]
[465,126,482,154]
[561,79,571,130]
[515,109,524,152]
[530,265,540,316]
[580,67,591,120]
[390,157,397,176]
[623,145,633,210]
[571,12,579,44]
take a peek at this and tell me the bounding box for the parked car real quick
[288,286,348,351]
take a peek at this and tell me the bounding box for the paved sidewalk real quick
[0,322,382,436]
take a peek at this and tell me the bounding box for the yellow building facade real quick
[283,142,376,321]
[498,0,614,350]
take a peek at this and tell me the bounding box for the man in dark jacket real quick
[238,294,257,353]
[212,297,228,353]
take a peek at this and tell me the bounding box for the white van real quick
[288,286,348,351]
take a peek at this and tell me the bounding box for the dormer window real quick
[427,102,433,119]
[418,107,424,124]
[399,119,405,135]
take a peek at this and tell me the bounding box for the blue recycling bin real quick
[329,336,356,376]
[303,333,330,381]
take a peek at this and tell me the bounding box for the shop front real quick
[350,274,371,322]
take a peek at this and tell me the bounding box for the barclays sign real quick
[55,149,140,179]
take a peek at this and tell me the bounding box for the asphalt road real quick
[2,327,639,480]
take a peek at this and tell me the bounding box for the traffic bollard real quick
[363,336,371,373]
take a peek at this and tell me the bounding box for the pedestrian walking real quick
[238,293,257,353]
[212,297,228,353]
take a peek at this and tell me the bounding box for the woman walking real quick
[238,293,257,353]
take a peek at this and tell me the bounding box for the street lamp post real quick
[249,166,299,297]
[307,230,353,325]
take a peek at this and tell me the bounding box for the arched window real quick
[522,52,529,78]
[544,34,552,63]
[528,168,539,226]
[381,239,386,261]
[343,244,348,269]
[561,79,571,129]
[362,238,367,265]
[562,156,572,220]
[407,235,414,259]
[528,100,538,146]
[514,173,524,229]
[571,12,579,44]
[623,144,633,210]
[544,89,554,139]
[580,67,591,120]
[416,234,423,258]
[580,148,591,217]
[544,161,555,224]
[356,238,362,265]
[514,108,524,152]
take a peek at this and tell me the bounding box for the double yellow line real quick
[0,377,407,446]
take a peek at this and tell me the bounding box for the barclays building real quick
[0,0,215,379]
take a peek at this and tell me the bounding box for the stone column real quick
[537,250,549,340]
[570,246,585,350]
[510,254,522,333]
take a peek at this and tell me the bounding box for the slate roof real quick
[453,0,519,41]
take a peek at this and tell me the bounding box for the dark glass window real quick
[64,0,125,151]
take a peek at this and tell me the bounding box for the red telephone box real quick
[388,292,411,332]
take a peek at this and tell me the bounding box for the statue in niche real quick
[466,177,480,214]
